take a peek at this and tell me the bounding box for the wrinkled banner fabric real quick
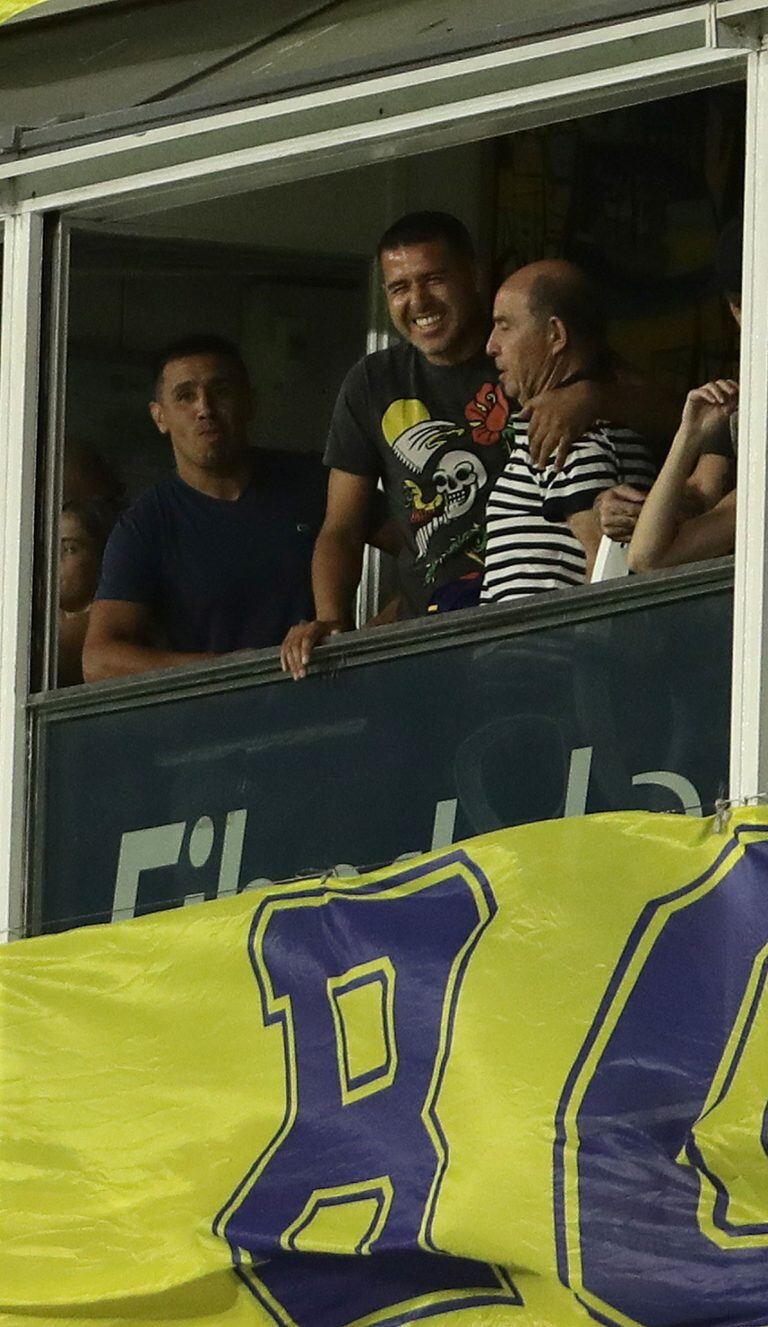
[2,809,768,1327]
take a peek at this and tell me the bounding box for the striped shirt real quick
[481,416,656,602]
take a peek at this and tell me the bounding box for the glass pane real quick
[53,229,368,687]
[35,580,731,933]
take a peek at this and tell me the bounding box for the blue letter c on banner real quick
[556,828,768,1326]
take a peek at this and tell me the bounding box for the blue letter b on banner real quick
[214,851,521,1327]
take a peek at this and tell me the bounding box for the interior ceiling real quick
[0,0,698,143]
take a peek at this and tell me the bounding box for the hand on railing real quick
[280,619,344,681]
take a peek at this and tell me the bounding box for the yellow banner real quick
[0,0,46,22]
[2,808,768,1327]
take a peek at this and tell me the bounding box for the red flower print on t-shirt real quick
[465,381,510,445]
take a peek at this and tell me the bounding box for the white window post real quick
[730,44,768,804]
[0,211,43,942]
[729,39,768,803]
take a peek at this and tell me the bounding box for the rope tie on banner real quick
[713,793,768,834]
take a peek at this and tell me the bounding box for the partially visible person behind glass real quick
[58,499,115,686]
[626,214,743,573]
[596,213,742,545]
[627,378,738,573]
[63,444,125,516]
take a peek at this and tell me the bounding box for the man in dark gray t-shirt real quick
[281,211,673,680]
[324,339,510,616]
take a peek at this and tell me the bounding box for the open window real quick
[31,82,746,693]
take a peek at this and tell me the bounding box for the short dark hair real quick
[377,211,475,263]
[62,498,115,555]
[716,213,743,302]
[151,335,248,396]
[527,268,607,345]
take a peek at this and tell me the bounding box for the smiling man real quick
[281,211,511,679]
[282,212,679,679]
[83,335,325,680]
[280,213,673,680]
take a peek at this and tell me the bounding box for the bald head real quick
[504,260,606,343]
[487,260,607,404]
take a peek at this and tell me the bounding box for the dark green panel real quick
[31,569,732,934]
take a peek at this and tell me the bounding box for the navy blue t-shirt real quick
[95,453,326,653]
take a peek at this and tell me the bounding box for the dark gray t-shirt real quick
[324,342,509,614]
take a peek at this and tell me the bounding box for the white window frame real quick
[0,213,43,943]
[0,5,751,216]
[729,41,768,802]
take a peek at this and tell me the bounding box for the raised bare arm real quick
[627,380,738,573]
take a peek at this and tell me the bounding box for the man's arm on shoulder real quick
[82,600,216,681]
[525,370,682,470]
[281,468,376,681]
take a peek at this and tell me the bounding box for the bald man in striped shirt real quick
[481,260,656,603]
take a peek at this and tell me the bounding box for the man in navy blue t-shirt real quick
[83,335,326,680]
